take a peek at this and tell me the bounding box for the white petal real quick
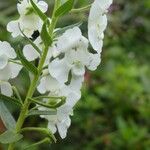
[0,41,16,59]
[0,82,13,96]
[45,75,62,92]
[19,15,39,37]
[66,92,81,107]
[0,65,11,81]
[56,27,82,53]
[17,0,29,15]
[0,55,8,69]
[87,53,101,71]
[57,121,68,139]
[7,20,21,38]
[38,1,48,13]
[9,62,22,79]
[72,62,85,76]
[88,0,112,53]
[88,25,104,53]
[37,77,47,94]
[48,58,71,83]
[69,75,84,92]
[23,44,39,61]
[48,122,57,134]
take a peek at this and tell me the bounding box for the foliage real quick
[0,0,150,150]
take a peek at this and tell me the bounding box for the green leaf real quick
[54,21,82,37]
[28,110,56,116]
[0,130,23,144]
[19,26,41,55]
[30,0,47,21]
[0,101,16,130]
[41,19,52,47]
[55,0,74,17]
[16,49,38,75]
[0,93,22,107]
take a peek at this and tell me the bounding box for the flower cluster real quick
[0,0,112,140]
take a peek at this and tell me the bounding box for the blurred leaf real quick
[23,138,50,150]
[0,93,22,107]
[0,101,16,130]
[0,130,23,144]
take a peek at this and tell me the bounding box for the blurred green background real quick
[0,0,150,150]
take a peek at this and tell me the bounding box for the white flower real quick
[23,37,42,61]
[0,41,22,96]
[55,27,83,53]
[23,37,57,66]
[88,0,113,53]
[7,0,48,37]
[49,27,101,83]
[37,74,81,138]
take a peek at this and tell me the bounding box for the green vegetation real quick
[0,0,149,149]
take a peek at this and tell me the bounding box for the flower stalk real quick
[7,0,59,148]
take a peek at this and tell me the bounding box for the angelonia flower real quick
[3,0,113,141]
[88,0,113,54]
[0,41,22,96]
[7,0,48,37]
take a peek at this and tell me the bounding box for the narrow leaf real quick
[55,0,74,17]
[0,93,22,107]
[16,49,38,75]
[54,21,82,37]
[28,110,56,116]
[0,101,16,130]
[41,19,52,47]
[0,130,23,144]
[19,26,41,55]
[30,0,47,21]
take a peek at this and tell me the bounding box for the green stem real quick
[8,46,49,150]
[8,1,59,149]
[49,0,60,35]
